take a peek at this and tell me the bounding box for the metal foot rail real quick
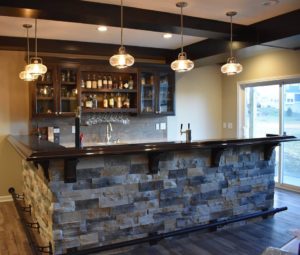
[8,187,53,255]
[64,206,287,255]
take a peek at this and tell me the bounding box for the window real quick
[240,78,300,190]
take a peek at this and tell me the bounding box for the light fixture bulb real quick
[221,11,243,75]
[171,2,194,73]
[163,33,172,39]
[109,0,135,68]
[19,70,37,81]
[171,52,194,72]
[97,25,108,32]
[109,46,134,69]
[221,57,243,75]
[26,57,47,75]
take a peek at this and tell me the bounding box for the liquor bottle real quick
[66,70,71,82]
[109,93,114,108]
[103,93,108,108]
[108,76,113,90]
[97,75,102,89]
[81,79,85,88]
[61,72,66,82]
[86,74,92,89]
[128,75,134,89]
[103,76,108,89]
[85,95,93,108]
[113,77,118,89]
[118,76,123,89]
[123,93,130,108]
[116,93,122,108]
[92,94,98,109]
[92,74,97,89]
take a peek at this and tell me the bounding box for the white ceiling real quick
[0,16,205,50]
[85,0,300,25]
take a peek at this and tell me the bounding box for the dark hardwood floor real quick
[0,188,299,255]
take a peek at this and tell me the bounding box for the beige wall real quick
[168,65,222,141]
[0,50,29,197]
[222,49,300,138]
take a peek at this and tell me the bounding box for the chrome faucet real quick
[105,122,113,143]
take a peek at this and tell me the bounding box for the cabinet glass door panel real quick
[59,68,78,113]
[140,72,155,114]
[158,73,174,114]
[36,71,55,114]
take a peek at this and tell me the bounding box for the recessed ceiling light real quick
[163,33,172,39]
[262,0,280,6]
[97,26,108,32]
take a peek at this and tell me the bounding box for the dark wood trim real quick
[33,160,50,181]
[64,158,78,183]
[7,135,299,162]
[0,36,172,61]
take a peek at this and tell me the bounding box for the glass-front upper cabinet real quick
[33,66,56,116]
[138,68,175,116]
[158,71,175,115]
[58,66,79,114]
[140,71,156,114]
[32,63,80,118]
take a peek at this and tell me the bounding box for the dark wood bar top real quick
[7,135,299,161]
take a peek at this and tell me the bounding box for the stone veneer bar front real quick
[8,135,298,254]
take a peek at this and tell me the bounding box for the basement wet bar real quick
[7,135,298,254]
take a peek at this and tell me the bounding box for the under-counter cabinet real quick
[31,64,80,117]
[139,68,175,116]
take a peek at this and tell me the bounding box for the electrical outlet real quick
[223,122,227,129]
[160,123,166,130]
[228,122,233,129]
[72,126,75,134]
[156,123,160,130]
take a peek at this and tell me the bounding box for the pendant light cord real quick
[35,19,37,58]
[26,27,30,64]
[180,5,183,53]
[230,15,233,58]
[121,0,123,47]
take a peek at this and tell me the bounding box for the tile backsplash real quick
[31,115,168,145]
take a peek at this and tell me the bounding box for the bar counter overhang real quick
[7,135,299,254]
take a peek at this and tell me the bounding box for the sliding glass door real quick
[243,81,300,189]
[282,84,300,187]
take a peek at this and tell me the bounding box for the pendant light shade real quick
[109,0,134,68]
[171,52,194,72]
[26,57,47,75]
[19,24,37,82]
[221,11,243,75]
[171,2,194,73]
[109,46,134,69]
[25,19,47,76]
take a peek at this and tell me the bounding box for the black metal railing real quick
[9,187,287,255]
[8,187,53,255]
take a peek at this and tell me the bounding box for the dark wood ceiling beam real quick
[0,0,248,40]
[249,9,300,44]
[0,36,172,61]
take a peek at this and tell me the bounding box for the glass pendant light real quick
[171,2,194,73]
[221,11,243,75]
[26,19,47,76]
[19,24,37,81]
[109,0,134,69]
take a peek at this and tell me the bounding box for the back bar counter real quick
[7,135,298,255]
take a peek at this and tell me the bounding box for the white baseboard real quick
[0,195,13,202]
